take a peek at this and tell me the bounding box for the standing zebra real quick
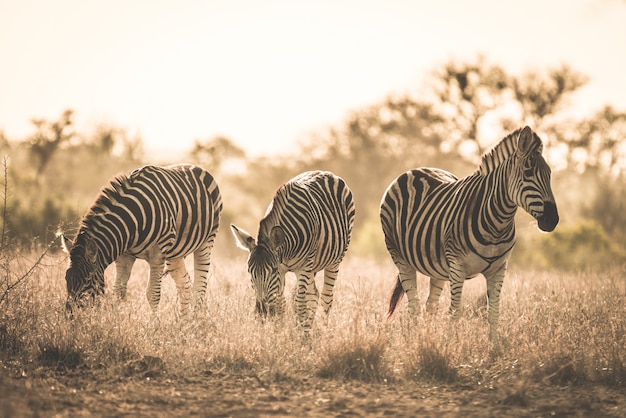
[231,170,355,331]
[61,164,222,315]
[381,126,559,343]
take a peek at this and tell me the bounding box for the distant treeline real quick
[1,56,625,270]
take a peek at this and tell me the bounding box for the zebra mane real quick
[477,127,525,175]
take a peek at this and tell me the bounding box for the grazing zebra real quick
[381,126,559,343]
[61,164,222,315]
[231,170,355,331]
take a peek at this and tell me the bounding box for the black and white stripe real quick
[381,126,558,342]
[231,171,355,331]
[62,164,222,314]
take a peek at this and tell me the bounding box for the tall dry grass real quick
[0,250,624,389]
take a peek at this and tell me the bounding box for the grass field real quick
[1,250,625,417]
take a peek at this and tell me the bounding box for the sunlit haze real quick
[1,0,625,159]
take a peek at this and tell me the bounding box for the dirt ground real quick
[2,359,625,418]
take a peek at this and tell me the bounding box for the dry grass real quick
[1,250,625,391]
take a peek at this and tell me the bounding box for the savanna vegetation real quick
[1,252,624,415]
[1,56,625,416]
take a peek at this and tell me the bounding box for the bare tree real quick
[28,109,74,180]
[513,64,588,128]
[190,135,246,174]
[428,56,510,157]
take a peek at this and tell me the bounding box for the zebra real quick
[61,164,222,315]
[381,126,559,343]
[231,170,355,331]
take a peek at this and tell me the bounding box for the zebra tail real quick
[387,275,404,319]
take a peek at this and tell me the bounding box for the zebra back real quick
[257,171,355,271]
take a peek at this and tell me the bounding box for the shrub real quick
[539,221,626,271]
[316,322,389,382]
[404,339,459,383]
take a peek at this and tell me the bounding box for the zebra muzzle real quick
[256,300,270,318]
[65,301,75,319]
[255,299,282,318]
[537,201,559,232]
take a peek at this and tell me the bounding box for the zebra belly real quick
[281,252,341,274]
[128,240,205,263]
[126,244,164,263]
[407,249,490,281]
[407,240,512,281]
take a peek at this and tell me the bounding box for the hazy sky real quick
[1,0,625,158]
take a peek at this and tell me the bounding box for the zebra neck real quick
[476,165,518,238]
[81,221,129,267]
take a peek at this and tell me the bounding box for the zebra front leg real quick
[144,248,166,312]
[146,260,165,312]
[166,258,192,316]
[114,254,136,299]
[294,271,316,332]
[448,274,465,320]
[320,264,339,316]
[309,278,319,324]
[485,265,506,345]
[192,241,214,310]
[446,258,467,320]
[445,269,466,345]
[426,278,446,314]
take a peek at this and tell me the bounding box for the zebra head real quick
[512,126,559,232]
[61,231,105,314]
[231,224,286,318]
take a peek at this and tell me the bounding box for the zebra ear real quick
[230,224,257,251]
[269,226,286,249]
[60,234,74,254]
[85,237,98,263]
[516,126,535,157]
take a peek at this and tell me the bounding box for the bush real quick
[584,175,626,244]
[404,339,459,383]
[5,198,78,247]
[538,221,626,271]
[316,325,389,382]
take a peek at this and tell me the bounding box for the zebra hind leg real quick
[426,278,446,314]
[294,271,317,332]
[192,241,214,310]
[319,264,339,316]
[166,258,193,316]
[397,265,420,316]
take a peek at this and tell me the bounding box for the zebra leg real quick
[485,265,506,344]
[445,269,466,345]
[276,268,287,316]
[146,260,165,312]
[166,258,192,316]
[192,241,214,309]
[320,263,339,316]
[398,265,420,315]
[143,247,166,312]
[447,274,465,320]
[294,271,316,331]
[426,278,446,314]
[114,254,136,299]
[310,276,320,322]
